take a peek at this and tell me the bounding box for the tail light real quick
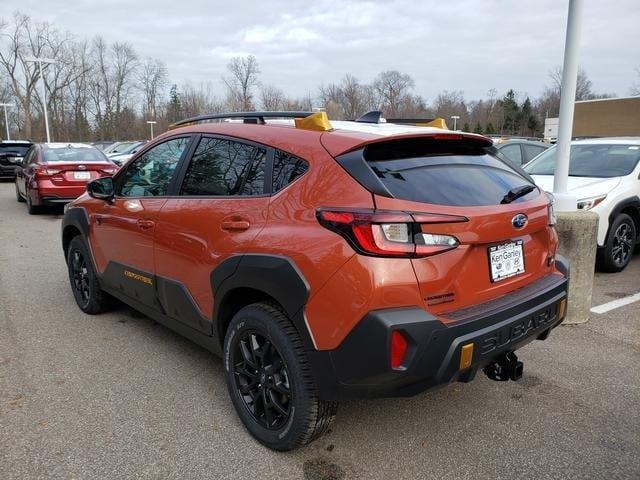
[35,167,62,177]
[390,330,408,369]
[317,209,466,258]
[100,167,118,175]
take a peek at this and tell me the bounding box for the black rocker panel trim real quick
[155,276,212,334]
[100,262,161,312]
[101,283,222,356]
[99,261,213,335]
[211,254,313,349]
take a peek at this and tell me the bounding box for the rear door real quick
[153,135,270,333]
[360,136,556,316]
[89,136,192,310]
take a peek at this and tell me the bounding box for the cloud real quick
[2,0,638,101]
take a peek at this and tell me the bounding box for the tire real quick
[223,303,337,451]
[66,236,112,314]
[15,182,25,202]
[26,188,41,214]
[597,213,636,272]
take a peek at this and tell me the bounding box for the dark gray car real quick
[495,139,549,167]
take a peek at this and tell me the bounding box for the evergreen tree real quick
[167,84,182,123]
[485,122,496,134]
[502,89,520,134]
[463,122,470,132]
[473,122,483,134]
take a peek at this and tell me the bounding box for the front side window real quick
[272,150,308,192]
[118,137,188,197]
[180,137,266,196]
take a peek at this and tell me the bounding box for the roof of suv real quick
[571,137,640,145]
[167,118,491,158]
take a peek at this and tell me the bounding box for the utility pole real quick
[553,0,584,212]
[25,57,56,143]
[146,120,157,140]
[0,103,14,140]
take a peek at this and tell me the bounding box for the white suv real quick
[524,138,640,272]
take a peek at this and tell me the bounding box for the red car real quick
[15,143,118,213]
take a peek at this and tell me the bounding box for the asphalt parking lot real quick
[0,181,638,480]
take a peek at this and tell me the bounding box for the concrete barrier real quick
[555,210,599,324]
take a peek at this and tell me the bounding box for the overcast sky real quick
[3,0,639,101]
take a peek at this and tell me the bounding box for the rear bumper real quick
[309,256,569,400]
[35,181,86,204]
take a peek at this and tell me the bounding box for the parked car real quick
[61,111,568,450]
[91,141,118,151]
[108,141,146,166]
[15,143,118,214]
[103,141,140,156]
[0,140,32,179]
[524,138,640,272]
[495,139,549,167]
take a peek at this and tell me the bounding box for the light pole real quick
[450,115,460,131]
[25,56,56,143]
[146,120,157,140]
[552,0,584,212]
[0,103,14,140]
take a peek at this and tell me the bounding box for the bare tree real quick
[549,66,594,101]
[138,57,167,119]
[223,55,260,111]
[0,13,58,139]
[260,84,285,111]
[372,70,414,116]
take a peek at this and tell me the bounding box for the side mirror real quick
[87,177,114,201]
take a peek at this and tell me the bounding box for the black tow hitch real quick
[483,352,523,381]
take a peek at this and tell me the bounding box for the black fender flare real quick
[211,254,314,350]
[606,196,640,244]
[61,207,90,258]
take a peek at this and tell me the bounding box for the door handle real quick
[221,220,250,231]
[137,219,155,230]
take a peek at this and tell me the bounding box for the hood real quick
[530,175,621,199]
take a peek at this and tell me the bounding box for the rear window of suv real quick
[364,138,538,206]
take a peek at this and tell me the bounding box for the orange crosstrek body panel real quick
[70,120,564,354]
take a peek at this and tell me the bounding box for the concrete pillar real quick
[555,211,599,324]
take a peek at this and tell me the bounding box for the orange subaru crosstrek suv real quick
[62,111,568,450]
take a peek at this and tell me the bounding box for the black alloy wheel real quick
[70,248,91,309]
[611,221,634,267]
[232,330,292,430]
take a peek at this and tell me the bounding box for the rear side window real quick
[272,150,308,192]
[499,144,522,165]
[522,144,546,163]
[180,137,266,196]
[365,138,537,206]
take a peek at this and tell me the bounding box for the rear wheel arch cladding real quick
[211,254,315,350]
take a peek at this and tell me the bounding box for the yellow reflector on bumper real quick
[295,111,333,132]
[460,343,474,370]
[558,298,567,321]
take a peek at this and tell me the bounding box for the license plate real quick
[488,240,525,282]
[73,171,91,180]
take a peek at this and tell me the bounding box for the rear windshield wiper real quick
[501,185,535,204]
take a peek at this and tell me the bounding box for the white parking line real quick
[590,292,640,314]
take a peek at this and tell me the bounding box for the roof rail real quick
[355,111,445,128]
[170,111,314,129]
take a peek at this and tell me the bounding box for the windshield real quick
[43,147,109,163]
[524,144,640,178]
[0,145,30,156]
